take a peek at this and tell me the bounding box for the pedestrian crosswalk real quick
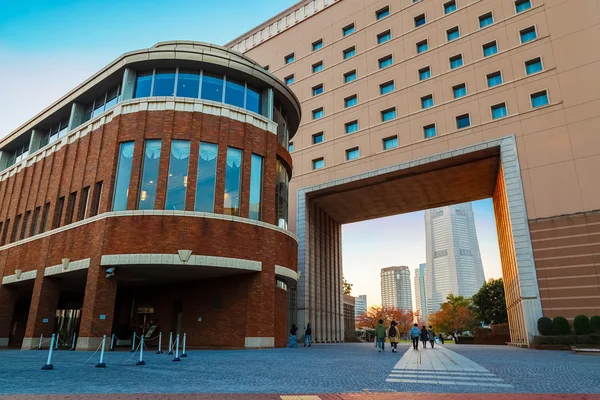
[386,345,513,388]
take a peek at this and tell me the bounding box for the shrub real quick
[574,315,591,335]
[590,316,600,333]
[538,317,554,336]
[553,316,570,335]
[534,335,596,346]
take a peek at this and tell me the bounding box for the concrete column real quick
[22,275,61,349]
[29,129,46,154]
[68,103,85,131]
[0,285,18,346]
[77,263,117,350]
[121,68,137,101]
[262,88,274,120]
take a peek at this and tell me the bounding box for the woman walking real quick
[420,325,429,349]
[388,321,399,353]
[428,325,436,349]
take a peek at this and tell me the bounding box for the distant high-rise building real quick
[355,295,367,319]
[414,263,427,319]
[381,266,412,311]
[425,203,485,315]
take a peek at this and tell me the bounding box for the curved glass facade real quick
[134,68,262,115]
[113,142,135,211]
[224,147,243,216]
[139,140,162,210]
[195,143,218,212]
[166,140,191,211]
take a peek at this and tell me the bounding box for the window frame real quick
[312,107,325,120]
[343,69,357,83]
[376,5,391,20]
[479,12,494,28]
[491,102,508,120]
[312,61,324,74]
[312,39,323,51]
[423,124,437,139]
[345,120,359,134]
[530,89,550,108]
[381,107,397,122]
[379,80,395,95]
[416,39,429,54]
[284,53,295,65]
[378,54,394,69]
[345,147,360,161]
[284,74,295,85]
[515,0,532,13]
[520,26,538,44]
[486,71,503,88]
[444,0,457,14]
[342,23,355,37]
[312,132,325,145]
[343,46,357,60]
[419,66,432,81]
[453,83,467,99]
[382,135,399,150]
[525,57,544,75]
[377,29,392,45]
[482,40,499,57]
[312,84,324,97]
[421,94,434,109]
[312,157,325,170]
[449,53,464,69]
[344,94,358,108]
[456,113,471,129]
[414,14,426,28]
[446,26,460,42]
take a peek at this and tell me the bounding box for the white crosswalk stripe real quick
[386,345,513,388]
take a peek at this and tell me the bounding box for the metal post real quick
[136,335,145,366]
[109,334,115,351]
[70,332,77,351]
[41,334,55,370]
[167,332,173,355]
[96,335,106,368]
[55,333,60,350]
[181,333,187,357]
[156,332,163,354]
[130,333,136,353]
[172,334,181,362]
[38,334,43,350]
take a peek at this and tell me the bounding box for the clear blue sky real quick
[0,0,502,309]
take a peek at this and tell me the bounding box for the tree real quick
[343,275,353,295]
[471,278,508,325]
[356,305,415,337]
[429,294,476,335]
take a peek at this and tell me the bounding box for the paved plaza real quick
[0,343,599,397]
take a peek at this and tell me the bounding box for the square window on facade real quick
[520,26,537,43]
[344,70,357,83]
[531,90,549,108]
[415,14,426,27]
[343,23,355,36]
[285,75,294,85]
[288,142,294,152]
[453,83,467,98]
[285,53,295,64]
[379,55,393,69]
[483,41,498,57]
[479,12,494,28]
[516,0,532,13]
[444,0,457,14]
[419,66,431,80]
[345,120,359,133]
[313,158,325,170]
[312,132,324,144]
[456,114,471,129]
[377,30,392,44]
[312,107,324,119]
[380,80,394,95]
[345,95,358,108]
[312,39,323,51]
[346,147,360,161]
[312,84,324,96]
[343,46,357,59]
[447,26,460,41]
[491,103,508,119]
[313,62,324,73]
[526,57,543,75]
[417,40,428,53]
[487,71,503,87]
[383,136,398,150]
[424,124,436,138]
[381,107,397,122]
[421,94,434,109]
[376,6,390,20]
[450,54,463,69]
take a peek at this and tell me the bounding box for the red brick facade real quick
[0,108,297,349]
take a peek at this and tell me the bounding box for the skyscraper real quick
[425,203,485,315]
[381,266,412,311]
[354,295,367,319]
[414,263,427,320]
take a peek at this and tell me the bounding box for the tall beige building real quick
[227,0,600,345]
[381,266,412,311]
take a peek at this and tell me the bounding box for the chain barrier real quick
[82,341,104,365]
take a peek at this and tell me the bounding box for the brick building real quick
[0,42,301,350]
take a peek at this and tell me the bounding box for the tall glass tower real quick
[381,266,412,311]
[414,263,427,319]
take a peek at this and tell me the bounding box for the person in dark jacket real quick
[288,324,298,348]
[438,333,445,345]
[420,325,429,348]
[304,323,312,347]
[388,321,399,353]
[428,325,436,348]
[375,319,387,352]
[409,323,420,350]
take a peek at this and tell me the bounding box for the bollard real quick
[95,335,107,368]
[136,335,145,366]
[109,334,115,351]
[181,333,188,358]
[130,333,136,353]
[38,334,43,350]
[70,332,77,351]
[41,334,55,370]
[156,332,163,354]
[167,332,173,355]
[55,333,60,350]
[172,334,181,362]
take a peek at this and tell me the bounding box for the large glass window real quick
[516,0,532,13]
[531,90,549,108]
[249,154,263,221]
[246,86,261,114]
[165,140,191,211]
[417,40,429,54]
[526,58,543,75]
[487,71,503,87]
[479,13,494,28]
[520,27,537,43]
[275,161,289,229]
[112,142,134,211]
[344,70,357,83]
[380,81,394,95]
[201,73,224,102]
[453,83,467,98]
[383,136,398,150]
[491,103,508,119]
[177,70,200,98]
[139,140,162,210]
[153,69,176,96]
[224,148,243,216]
[450,54,463,69]
[135,71,153,98]
[225,78,245,108]
[483,41,498,57]
[195,143,218,212]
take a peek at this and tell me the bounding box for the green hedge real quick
[591,316,600,333]
[534,334,600,346]
[553,316,571,335]
[574,315,591,335]
[538,317,554,336]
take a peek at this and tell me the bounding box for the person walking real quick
[420,325,429,349]
[375,319,387,352]
[289,324,298,348]
[438,333,445,345]
[409,323,420,350]
[388,321,399,353]
[304,323,312,347]
[428,325,436,349]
